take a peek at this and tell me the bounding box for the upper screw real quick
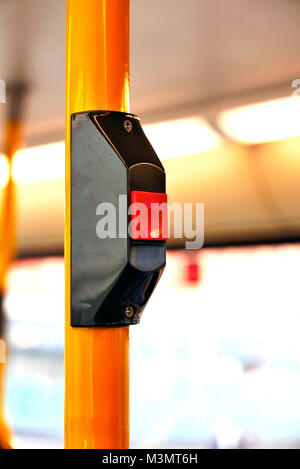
[123,120,133,133]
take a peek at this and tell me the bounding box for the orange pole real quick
[0,122,20,290]
[65,0,130,449]
[0,81,26,450]
[0,118,22,451]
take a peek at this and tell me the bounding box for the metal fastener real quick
[123,119,133,133]
[125,305,134,318]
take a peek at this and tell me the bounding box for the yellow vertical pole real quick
[65,0,130,448]
[0,86,24,449]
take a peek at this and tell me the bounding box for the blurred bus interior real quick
[1,0,300,449]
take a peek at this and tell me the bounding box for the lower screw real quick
[125,305,134,318]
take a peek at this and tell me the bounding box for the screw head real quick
[125,305,134,318]
[123,119,133,133]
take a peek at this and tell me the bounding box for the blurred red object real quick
[186,261,200,284]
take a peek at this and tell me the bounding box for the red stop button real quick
[130,190,168,241]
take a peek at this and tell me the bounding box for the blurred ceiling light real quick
[10,117,219,185]
[12,141,65,184]
[143,117,220,160]
[0,154,9,188]
[218,96,300,144]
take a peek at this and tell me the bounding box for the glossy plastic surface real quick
[71,111,166,327]
[130,191,168,240]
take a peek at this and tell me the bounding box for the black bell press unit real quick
[71,111,168,327]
